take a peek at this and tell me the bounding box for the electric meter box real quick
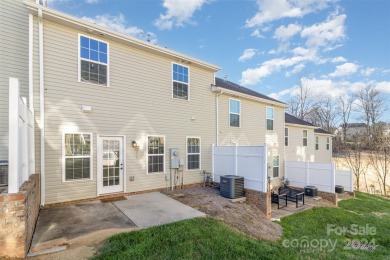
[170,148,180,169]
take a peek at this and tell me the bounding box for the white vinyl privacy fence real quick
[212,145,267,192]
[8,78,35,193]
[285,161,354,193]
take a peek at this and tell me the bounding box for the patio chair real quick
[271,190,288,209]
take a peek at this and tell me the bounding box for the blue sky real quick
[49,0,390,122]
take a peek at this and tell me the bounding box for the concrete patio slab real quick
[30,200,136,253]
[113,192,206,228]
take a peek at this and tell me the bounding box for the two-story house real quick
[1,0,334,206]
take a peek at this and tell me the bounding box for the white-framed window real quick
[79,34,109,86]
[315,136,319,150]
[266,107,274,130]
[303,130,308,146]
[229,98,240,127]
[172,63,189,100]
[327,137,330,150]
[63,133,93,181]
[273,156,279,178]
[147,136,165,174]
[285,128,289,146]
[186,137,201,170]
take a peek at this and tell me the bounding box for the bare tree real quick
[356,84,385,137]
[315,97,338,132]
[288,78,318,121]
[369,140,390,195]
[338,96,353,141]
[342,137,368,192]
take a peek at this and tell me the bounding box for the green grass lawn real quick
[94,192,390,259]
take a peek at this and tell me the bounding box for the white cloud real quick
[286,63,305,77]
[329,62,358,77]
[81,14,157,43]
[361,67,376,77]
[300,13,346,49]
[375,81,390,93]
[331,56,347,63]
[251,28,265,39]
[240,55,312,85]
[274,23,302,41]
[154,0,207,30]
[238,49,258,62]
[85,0,99,3]
[246,0,335,27]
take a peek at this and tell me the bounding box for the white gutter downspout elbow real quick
[38,8,45,206]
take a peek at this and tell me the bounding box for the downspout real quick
[29,14,33,110]
[38,8,45,206]
[215,90,222,146]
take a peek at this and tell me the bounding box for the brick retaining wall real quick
[288,186,338,206]
[245,188,271,220]
[0,174,40,258]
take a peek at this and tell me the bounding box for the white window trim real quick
[266,106,274,130]
[273,155,279,178]
[229,98,241,128]
[285,127,289,146]
[78,34,110,87]
[62,132,93,182]
[315,136,319,150]
[146,135,166,175]
[171,62,190,101]
[186,136,201,171]
[326,137,330,150]
[303,129,308,146]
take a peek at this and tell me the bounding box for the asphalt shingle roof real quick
[215,77,285,105]
[314,128,333,135]
[285,113,316,127]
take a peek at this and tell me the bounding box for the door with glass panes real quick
[97,136,124,194]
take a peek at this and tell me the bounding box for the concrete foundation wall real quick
[245,188,271,220]
[0,174,40,258]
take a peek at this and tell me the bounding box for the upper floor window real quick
[172,63,189,100]
[303,130,308,146]
[187,137,201,170]
[285,128,289,146]
[229,99,240,127]
[63,133,92,181]
[266,107,274,130]
[326,137,330,150]
[315,136,319,150]
[79,35,108,86]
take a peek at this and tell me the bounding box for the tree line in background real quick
[288,79,389,196]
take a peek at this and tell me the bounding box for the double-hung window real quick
[229,99,240,127]
[266,107,274,130]
[172,63,189,100]
[147,136,165,173]
[273,156,279,178]
[79,35,108,86]
[326,137,330,150]
[303,130,308,146]
[285,128,289,146]
[63,133,92,181]
[187,137,201,170]
[315,136,319,150]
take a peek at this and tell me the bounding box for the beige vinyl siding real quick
[0,0,29,160]
[41,20,216,204]
[217,94,285,185]
[284,126,316,162]
[314,135,333,163]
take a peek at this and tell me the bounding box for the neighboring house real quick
[285,113,333,163]
[1,0,334,206]
[335,123,368,141]
[212,78,288,186]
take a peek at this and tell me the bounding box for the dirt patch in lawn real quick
[163,187,283,241]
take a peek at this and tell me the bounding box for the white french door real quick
[97,136,124,195]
